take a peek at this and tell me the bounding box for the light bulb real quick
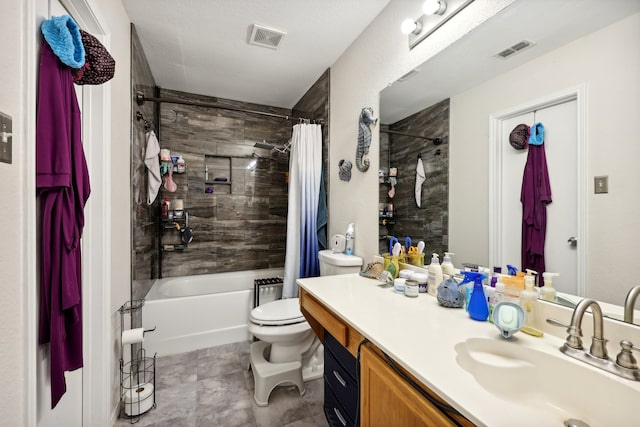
[401,19,418,35]
[423,0,447,15]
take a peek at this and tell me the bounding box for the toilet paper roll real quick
[122,328,145,345]
[124,382,155,416]
[331,234,346,253]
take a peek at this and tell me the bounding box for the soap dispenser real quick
[427,253,443,296]
[441,252,455,276]
[540,272,560,302]
[466,272,489,321]
[345,223,355,255]
[519,275,542,336]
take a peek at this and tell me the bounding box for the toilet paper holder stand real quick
[118,300,157,422]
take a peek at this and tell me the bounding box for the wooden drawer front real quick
[325,347,359,418]
[325,332,358,381]
[300,289,347,344]
[324,379,356,427]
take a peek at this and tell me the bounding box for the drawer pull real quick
[333,370,347,387]
[334,407,347,426]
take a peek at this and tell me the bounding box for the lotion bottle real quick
[540,272,560,302]
[427,253,443,296]
[519,275,542,336]
[345,223,355,255]
[441,252,455,276]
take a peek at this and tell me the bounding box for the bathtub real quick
[143,268,283,357]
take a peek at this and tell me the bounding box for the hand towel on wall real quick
[415,157,426,207]
[145,131,162,204]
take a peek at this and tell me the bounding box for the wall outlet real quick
[594,176,608,194]
[0,112,12,164]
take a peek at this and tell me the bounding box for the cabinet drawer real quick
[324,379,356,427]
[325,346,358,418]
[325,332,358,378]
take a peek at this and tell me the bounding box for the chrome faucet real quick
[624,285,640,323]
[548,298,640,381]
[564,298,608,359]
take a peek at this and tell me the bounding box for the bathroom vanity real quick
[298,273,640,427]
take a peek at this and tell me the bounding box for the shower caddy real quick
[119,299,156,423]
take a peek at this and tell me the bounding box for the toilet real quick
[248,249,362,406]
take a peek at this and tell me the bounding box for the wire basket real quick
[121,348,156,422]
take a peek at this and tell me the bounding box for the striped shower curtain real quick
[282,123,323,298]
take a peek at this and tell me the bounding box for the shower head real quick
[254,140,291,154]
[254,141,274,150]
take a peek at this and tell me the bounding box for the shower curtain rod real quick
[135,91,323,124]
[380,129,442,145]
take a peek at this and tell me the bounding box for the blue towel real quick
[317,167,327,250]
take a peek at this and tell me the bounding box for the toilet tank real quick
[318,250,362,276]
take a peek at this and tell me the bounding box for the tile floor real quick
[115,341,329,427]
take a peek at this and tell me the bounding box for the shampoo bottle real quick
[427,253,443,296]
[345,223,355,255]
[540,272,560,302]
[467,272,489,321]
[488,279,505,324]
[519,275,541,335]
[441,252,455,276]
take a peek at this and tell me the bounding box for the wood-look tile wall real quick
[378,99,449,257]
[130,24,158,302]
[157,89,292,277]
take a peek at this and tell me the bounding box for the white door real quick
[498,100,578,295]
[36,1,83,426]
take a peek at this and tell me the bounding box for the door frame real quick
[25,0,112,425]
[488,84,587,296]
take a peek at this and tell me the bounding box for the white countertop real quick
[298,273,640,427]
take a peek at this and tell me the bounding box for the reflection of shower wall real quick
[386,98,449,257]
[131,24,159,301]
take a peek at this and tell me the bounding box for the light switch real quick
[594,176,608,194]
[0,112,12,164]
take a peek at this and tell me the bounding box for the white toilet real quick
[248,250,362,405]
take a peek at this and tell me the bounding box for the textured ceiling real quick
[123,0,390,108]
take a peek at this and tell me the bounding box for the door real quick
[36,0,83,425]
[497,99,578,295]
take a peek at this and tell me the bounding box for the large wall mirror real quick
[379,0,640,323]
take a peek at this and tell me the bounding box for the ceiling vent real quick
[495,40,535,59]
[248,24,287,50]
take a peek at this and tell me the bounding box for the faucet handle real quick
[616,340,640,370]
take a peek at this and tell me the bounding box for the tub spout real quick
[624,285,640,323]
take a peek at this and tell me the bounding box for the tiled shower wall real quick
[378,98,449,257]
[156,89,292,277]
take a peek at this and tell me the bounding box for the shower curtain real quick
[283,123,323,298]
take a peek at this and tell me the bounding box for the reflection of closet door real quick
[496,98,578,295]
[36,0,83,426]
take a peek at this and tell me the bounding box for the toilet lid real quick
[250,298,306,326]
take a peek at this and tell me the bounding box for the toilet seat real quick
[250,298,306,326]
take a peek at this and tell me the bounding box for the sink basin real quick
[455,337,639,426]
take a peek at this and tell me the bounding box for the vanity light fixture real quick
[423,0,447,16]
[402,0,475,50]
[401,19,422,35]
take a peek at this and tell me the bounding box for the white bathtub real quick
[143,268,283,357]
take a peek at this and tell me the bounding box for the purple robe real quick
[36,41,91,408]
[520,143,552,277]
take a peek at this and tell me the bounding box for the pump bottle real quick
[345,223,355,255]
[427,253,443,296]
[540,272,560,302]
[488,278,505,324]
[441,252,455,276]
[519,275,541,335]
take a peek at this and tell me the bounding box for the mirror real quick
[379,0,640,322]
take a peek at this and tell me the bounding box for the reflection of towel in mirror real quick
[415,157,426,207]
[144,131,161,204]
